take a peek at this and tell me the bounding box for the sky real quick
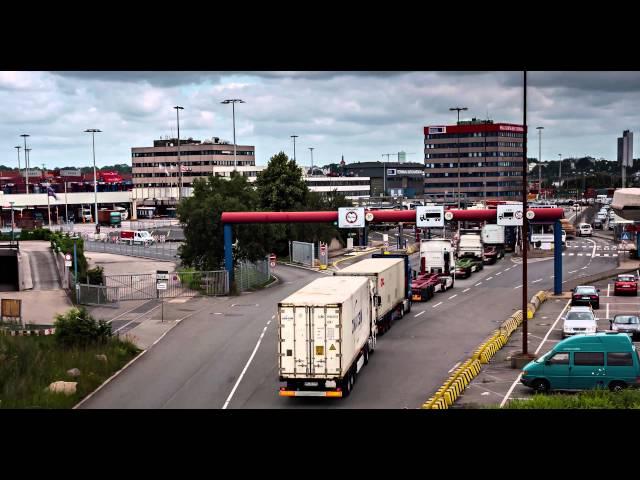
[2,71,639,169]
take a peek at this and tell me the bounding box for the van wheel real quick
[531,379,550,393]
[609,381,627,392]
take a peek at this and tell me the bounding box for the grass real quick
[503,389,640,409]
[0,334,140,409]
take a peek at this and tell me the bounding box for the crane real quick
[382,153,395,162]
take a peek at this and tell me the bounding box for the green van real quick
[521,333,640,393]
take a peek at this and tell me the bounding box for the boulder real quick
[95,354,108,363]
[67,368,81,378]
[48,381,77,395]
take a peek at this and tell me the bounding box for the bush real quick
[86,266,104,285]
[504,389,640,409]
[54,307,112,348]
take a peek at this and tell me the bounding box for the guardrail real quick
[422,290,549,409]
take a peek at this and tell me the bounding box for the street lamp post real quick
[14,146,21,180]
[173,106,184,201]
[221,99,245,172]
[84,129,102,232]
[20,134,29,194]
[558,153,562,196]
[9,201,15,243]
[291,135,298,162]
[536,126,544,199]
[449,107,468,208]
[309,147,314,173]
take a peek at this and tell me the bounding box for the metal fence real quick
[77,284,120,308]
[84,239,180,261]
[290,241,315,267]
[234,259,271,292]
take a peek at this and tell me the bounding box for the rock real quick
[95,354,107,363]
[67,368,81,377]
[48,381,77,395]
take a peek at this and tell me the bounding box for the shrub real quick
[54,307,112,348]
[86,266,104,285]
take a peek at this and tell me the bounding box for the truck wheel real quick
[363,346,369,365]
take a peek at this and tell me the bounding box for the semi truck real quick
[333,254,411,334]
[481,224,505,264]
[98,209,122,227]
[412,239,455,302]
[278,276,376,398]
[457,228,484,259]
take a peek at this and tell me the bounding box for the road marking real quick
[414,311,425,317]
[504,268,512,271]
[495,272,502,276]
[515,284,523,289]
[475,282,482,286]
[606,302,610,320]
[607,284,610,297]
[499,298,571,408]
[447,361,461,373]
[581,266,588,269]
[432,302,443,308]
[532,279,542,283]
[462,288,471,293]
[568,253,575,256]
[114,304,162,333]
[448,294,457,300]
[271,315,275,319]
[486,277,493,280]
[568,270,578,274]
[577,253,583,256]
[222,323,270,410]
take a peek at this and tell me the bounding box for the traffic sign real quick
[526,210,535,220]
[65,253,72,267]
[338,207,365,228]
[65,254,72,261]
[622,232,632,241]
[444,211,454,221]
[156,270,169,280]
[497,204,523,226]
[416,206,444,228]
[157,282,167,290]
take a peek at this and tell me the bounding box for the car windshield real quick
[566,312,595,321]
[618,276,636,282]
[614,316,640,324]
[534,351,550,363]
[575,287,596,295]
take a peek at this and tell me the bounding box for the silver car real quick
[610,315,640,340]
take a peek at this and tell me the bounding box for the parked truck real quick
[333,254,411,334]
[98,209,122,227]
[481,224,505,264]
[118,230,154,245]
[278,276,376,398]
[412,239,455,302]
[77,207,92,223]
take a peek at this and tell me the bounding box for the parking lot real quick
[455,270,640,408]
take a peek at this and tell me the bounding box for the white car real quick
[597,212,607,221]
[562,306,598,339]
[578,223,592,236]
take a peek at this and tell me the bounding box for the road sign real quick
[526,210,535,220]
[444,211,454,221]
[622,232,632,241]
[156,282,167,290]
[269,253,276,268]
[365,212,374,222]
[64,253,72,267]
[156,270,169,280]
[416,206,444,228]
[497,204,523,226]
[338,207,365,228]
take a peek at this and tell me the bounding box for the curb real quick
[422,290,549,409]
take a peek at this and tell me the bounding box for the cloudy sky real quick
[2,71,638,169]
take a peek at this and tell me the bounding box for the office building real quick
[343,161,424,197]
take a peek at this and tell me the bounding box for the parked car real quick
[562,306,598,339]
[610,315,640,340]
[614,274,638,296]
[578,223,592,237]
[521,333,640,393]
[597,212,607,221]
[593,219,603,230]
[571,285,600,309]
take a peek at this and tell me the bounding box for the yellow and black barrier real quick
[422,290,548,409]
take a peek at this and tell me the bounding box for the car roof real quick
[568,306,593,312]
[575,285,596,289]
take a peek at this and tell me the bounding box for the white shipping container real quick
[482,224,505,245]
[334,258,405,321]
[278,276,372,380]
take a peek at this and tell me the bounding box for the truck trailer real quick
[278,276,375,398]
[481,224,505,261]
[333,254,411,334]
[98,209,122,227]
[412,239,455,302]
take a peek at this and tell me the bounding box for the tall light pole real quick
[84,129,102,231]
[309,147,314,173]
[20,134,29,194]
[536,126,544,199]
[449,107,468,208]
[221,99,245,172]
[173,106,184,201]
[14,146,21,179]
[9,201,15,243]
[291,135,298,162]
[558,153,562,196]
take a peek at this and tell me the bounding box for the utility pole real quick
[291,135,298,162]
[449,107,468,208]
[521,70,531,359]
[309,147,314,172]
[173,106,184,201]
[85,129,102,231]
[221,99,245,172]
[558,154,562,196]
[14,146,21,180]
[537,126,544,200]
[20,134,29,194]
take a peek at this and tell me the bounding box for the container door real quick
[279,306,296,376]
[293,306,312,376]
[315,306,341,376]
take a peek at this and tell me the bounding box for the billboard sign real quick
[60,169,81,177]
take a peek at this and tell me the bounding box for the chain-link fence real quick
[234,259,271,292]
[84,239,179,261]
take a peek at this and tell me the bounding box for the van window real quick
[574,352,604,366]
[607,352,633,366]
[548,352,570,365]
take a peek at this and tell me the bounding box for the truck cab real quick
[120,230,154,245]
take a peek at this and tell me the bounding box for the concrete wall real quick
[54,251,70,289]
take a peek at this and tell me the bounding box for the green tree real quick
[256,152,308,211]
[178,173,278,270]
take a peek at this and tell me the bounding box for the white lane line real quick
[499,299,571,409]
[432,302,443,308]
[486,277,493,280]
[577,253,583,257]
[581,266,588,270]
[568,253,575,256]
[448,361,461,373]
[271,315,275,319]
[606,302,610,320]
[222,323,270,410]
[568,269,578,274]
[532,279,542,284]
[414,311,425,318]
[504,268,512,271]
[463,288,471,293]
[607,284,610,297]
[515,284,523,289]
[448,294,458,300]
[475,282,482,286]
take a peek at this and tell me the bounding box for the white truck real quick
[457,229,484,260]
[481,224,506,261]
[412,239,455,302]
[278,276,375,398]
[333,255,410,335]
